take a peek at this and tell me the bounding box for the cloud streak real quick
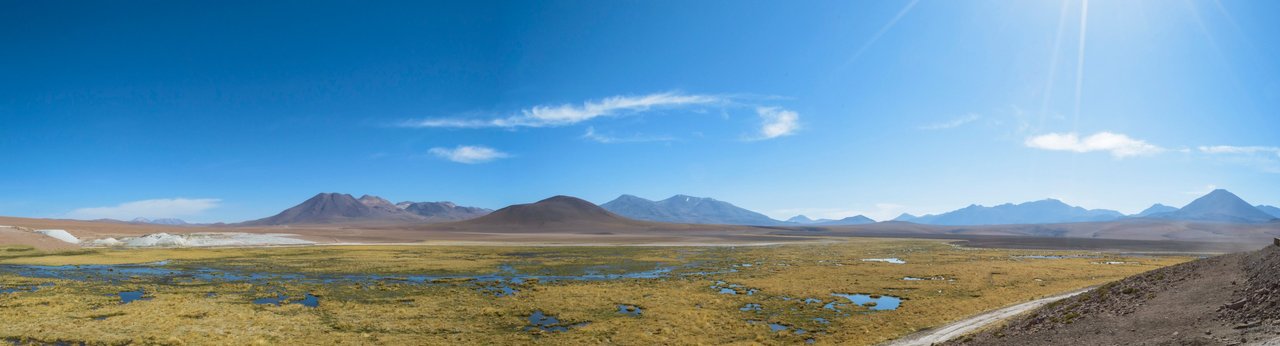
[582,127,674,144]
[401,92,723,129]
[921,113,980,130]
[1199,145,1280,156]
[429,145,510,164]
[1024,132,1163,158]
[68,198,221,220]
[755,107,800,140]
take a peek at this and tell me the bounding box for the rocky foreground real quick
[945,239,1280,345]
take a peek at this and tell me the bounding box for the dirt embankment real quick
[944,242,1280,345]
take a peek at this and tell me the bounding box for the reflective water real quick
[826,293,901,311]
[252,293,319,307]
[117,290,150,304]
[860,258,906,264]
[524,311,589,333]
[617,304,642,316]
[0,262,676,298]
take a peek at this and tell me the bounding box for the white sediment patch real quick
[861,258,906,264]
[34,229,81,244]
[89,238,124,247]
[97,232,313,248]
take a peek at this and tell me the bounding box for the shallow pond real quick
[0,283,52,294]
[118,290,150,304]
[825,293,901,311]
[860,258,906,264]
[524,311,589,333]
[617,304,642,316]
[0,262,677,298]
[253,293,319,307]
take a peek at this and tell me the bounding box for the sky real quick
[2,0,1279,223]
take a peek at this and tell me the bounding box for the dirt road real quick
[883,288,1092,346]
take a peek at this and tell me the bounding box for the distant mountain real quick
[1257,205,1280,218]
[892,213,919,222]
[239,193,426,225]
[1148,189,1276,223]
[786,215,816,224]
[121,218,191,225]
[461,195,645,228]
[1133,204,1178,217]
[600,194,783,225]
[906,199,1124,226]
[814,215,876,225]
[398,201,492,222]
[358,195,402,213]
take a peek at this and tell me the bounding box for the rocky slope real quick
[944,240,1280,345]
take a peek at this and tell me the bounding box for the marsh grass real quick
[0,239,1188,345]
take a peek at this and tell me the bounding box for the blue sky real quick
[2,0,1278,223]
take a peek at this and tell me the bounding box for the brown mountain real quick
[459,195,646,228]
[239,193,426,225]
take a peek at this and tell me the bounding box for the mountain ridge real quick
[600,194,783,225]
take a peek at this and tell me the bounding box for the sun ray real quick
[841,0,920,69]
[1037,0,1071,132]
[1072,0,1090,132]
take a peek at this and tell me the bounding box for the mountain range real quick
[1133,204,1178,217]
[238,193,490,226]
[1141,189,1276,223]
[236,189,1275,227]
[130,218,190,226]
[1253,204,1280,218]
[893,199,1126,226]
[600,194,784,225]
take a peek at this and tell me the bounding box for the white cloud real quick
[401,92,723,129]
[1198,145,1280,156]
[428,145,510,164]
[582,127,674,144]
[1024,132,1163,158]
[68,198,221,220]
[755,107,800,140]
[921,113,980,130]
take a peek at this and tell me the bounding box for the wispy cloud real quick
[921,113,980,130]
[1198,145,1280,156]
[68,198,221,220]
[582,127,674,144]
[1197,145,1280,173]
[754,107,800,140]
[428,145,510,164]
[401,92,723,129]
[1024,132,1163,158]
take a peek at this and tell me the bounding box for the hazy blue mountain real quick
[814,215,876,225]
[786,215,816,224]
[600,194,784,225]
[1257,205,1280,218]
[1147,189,1276,223]
[130,217,189,225]
[892,213,919,222]
[907,199,1124,226]
[397,201,492,222]
[1133,204,1178,217]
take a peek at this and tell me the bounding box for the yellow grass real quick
[0,239,1190,345]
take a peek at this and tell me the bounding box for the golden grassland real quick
[0,239,1190,345]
